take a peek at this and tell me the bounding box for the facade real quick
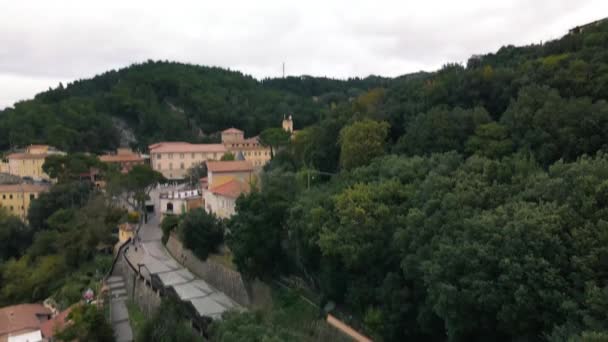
[0,184,49,221]
[282,115,294,133]
[3,145,65,181]
[220,128,271,168]
[206,161,254,188]
[203,161,254,218]
[99,148,145,173]
[203,179,250,218]
[159,188,203,218]
[149,142,227,180]
[118,223,136,243]
[0,304,52,342]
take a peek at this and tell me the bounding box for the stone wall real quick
[113,251,161,317]
[165,234,267,307]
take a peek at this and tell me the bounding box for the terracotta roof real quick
[40,307,73,338]
[0,304,52,337]
[210,179,250,198]
[7,153,47,160]
[207,161,254,173]
[222,127,243,134]
[99,154,144,163]
[0,183,50,193]
[148,142,227,154]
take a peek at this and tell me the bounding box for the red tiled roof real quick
[148,142,227,153]
[222,127,243,134]
[206,161,254,173]
[0,183,50,193]
[0,304,52,336]
[7,153,47,160]
[40,307,73,338]
[210,179,250,198]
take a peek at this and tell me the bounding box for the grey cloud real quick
[0,0,607,108]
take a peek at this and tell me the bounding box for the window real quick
[156,153,161,159]
[9,194,13,199]
[180,163,184,169]
[30,194,35,200]
[2,194,5,199]
[191,153,195,158]
[169,163,173,170]
[166,202,174,212]
[180,153,184,159]
[9,206,13,211]
[213,153,217,159]
[169,153,173,159]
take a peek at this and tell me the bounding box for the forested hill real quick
[0,18,607,156]
[0,62,384,152]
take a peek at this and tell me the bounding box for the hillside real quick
[0,62,384,152]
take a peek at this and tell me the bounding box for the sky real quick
[0,0,607,109]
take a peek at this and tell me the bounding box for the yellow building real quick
[149,142,227,180]
[3,145,64,181]
[118,223,136,243]
[0,183,49,220]
[203,161,254,218]
[221,128,272,167]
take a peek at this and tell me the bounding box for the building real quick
[203,179,250,218]
[118,223,136,243]
[0,184,49,221]
[221,128,271,168]
[99,148,145,174]
[282,115,294,133]
[39,307,72,342]
[149,142,227,180]
[0,304,52,342]
[206,161,254,189]
[2,145,65,181]
[159,188,203,218]
[203,161,254,218]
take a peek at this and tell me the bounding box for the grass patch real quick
[127,300,146,339]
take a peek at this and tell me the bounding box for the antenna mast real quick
[282,62,285,78]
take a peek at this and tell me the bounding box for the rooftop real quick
[221,127,243,134]
[0,183,50,193]
[6,153,47,160]
[210,179,250,199]
[0,304,52,337]
[206,160,253,173]
[39,307,73,339]
[149,142,227,154]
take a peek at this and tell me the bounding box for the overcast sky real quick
[1,0,607,108]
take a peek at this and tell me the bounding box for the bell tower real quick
[282,115,293,133]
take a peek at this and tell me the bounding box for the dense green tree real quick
[27,181,92,230]
[107,164,165,211]
[0,209,32,261]
[228,170,298,278]
[55,304,114,342]
[43,153,104,183]
[138,298,203,342]
[259,127,291,158]
[178,208,224,260]
[338,119,389,170]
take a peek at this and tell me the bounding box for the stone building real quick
[149,142,227,180]
[0,183,49,221]
[2,145,65,181]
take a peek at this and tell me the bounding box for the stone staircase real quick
[107,275,134,342]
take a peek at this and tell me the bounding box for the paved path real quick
[107,275,133,342]
[123,185,240,320]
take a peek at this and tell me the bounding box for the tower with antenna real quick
[282,62,285,78]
